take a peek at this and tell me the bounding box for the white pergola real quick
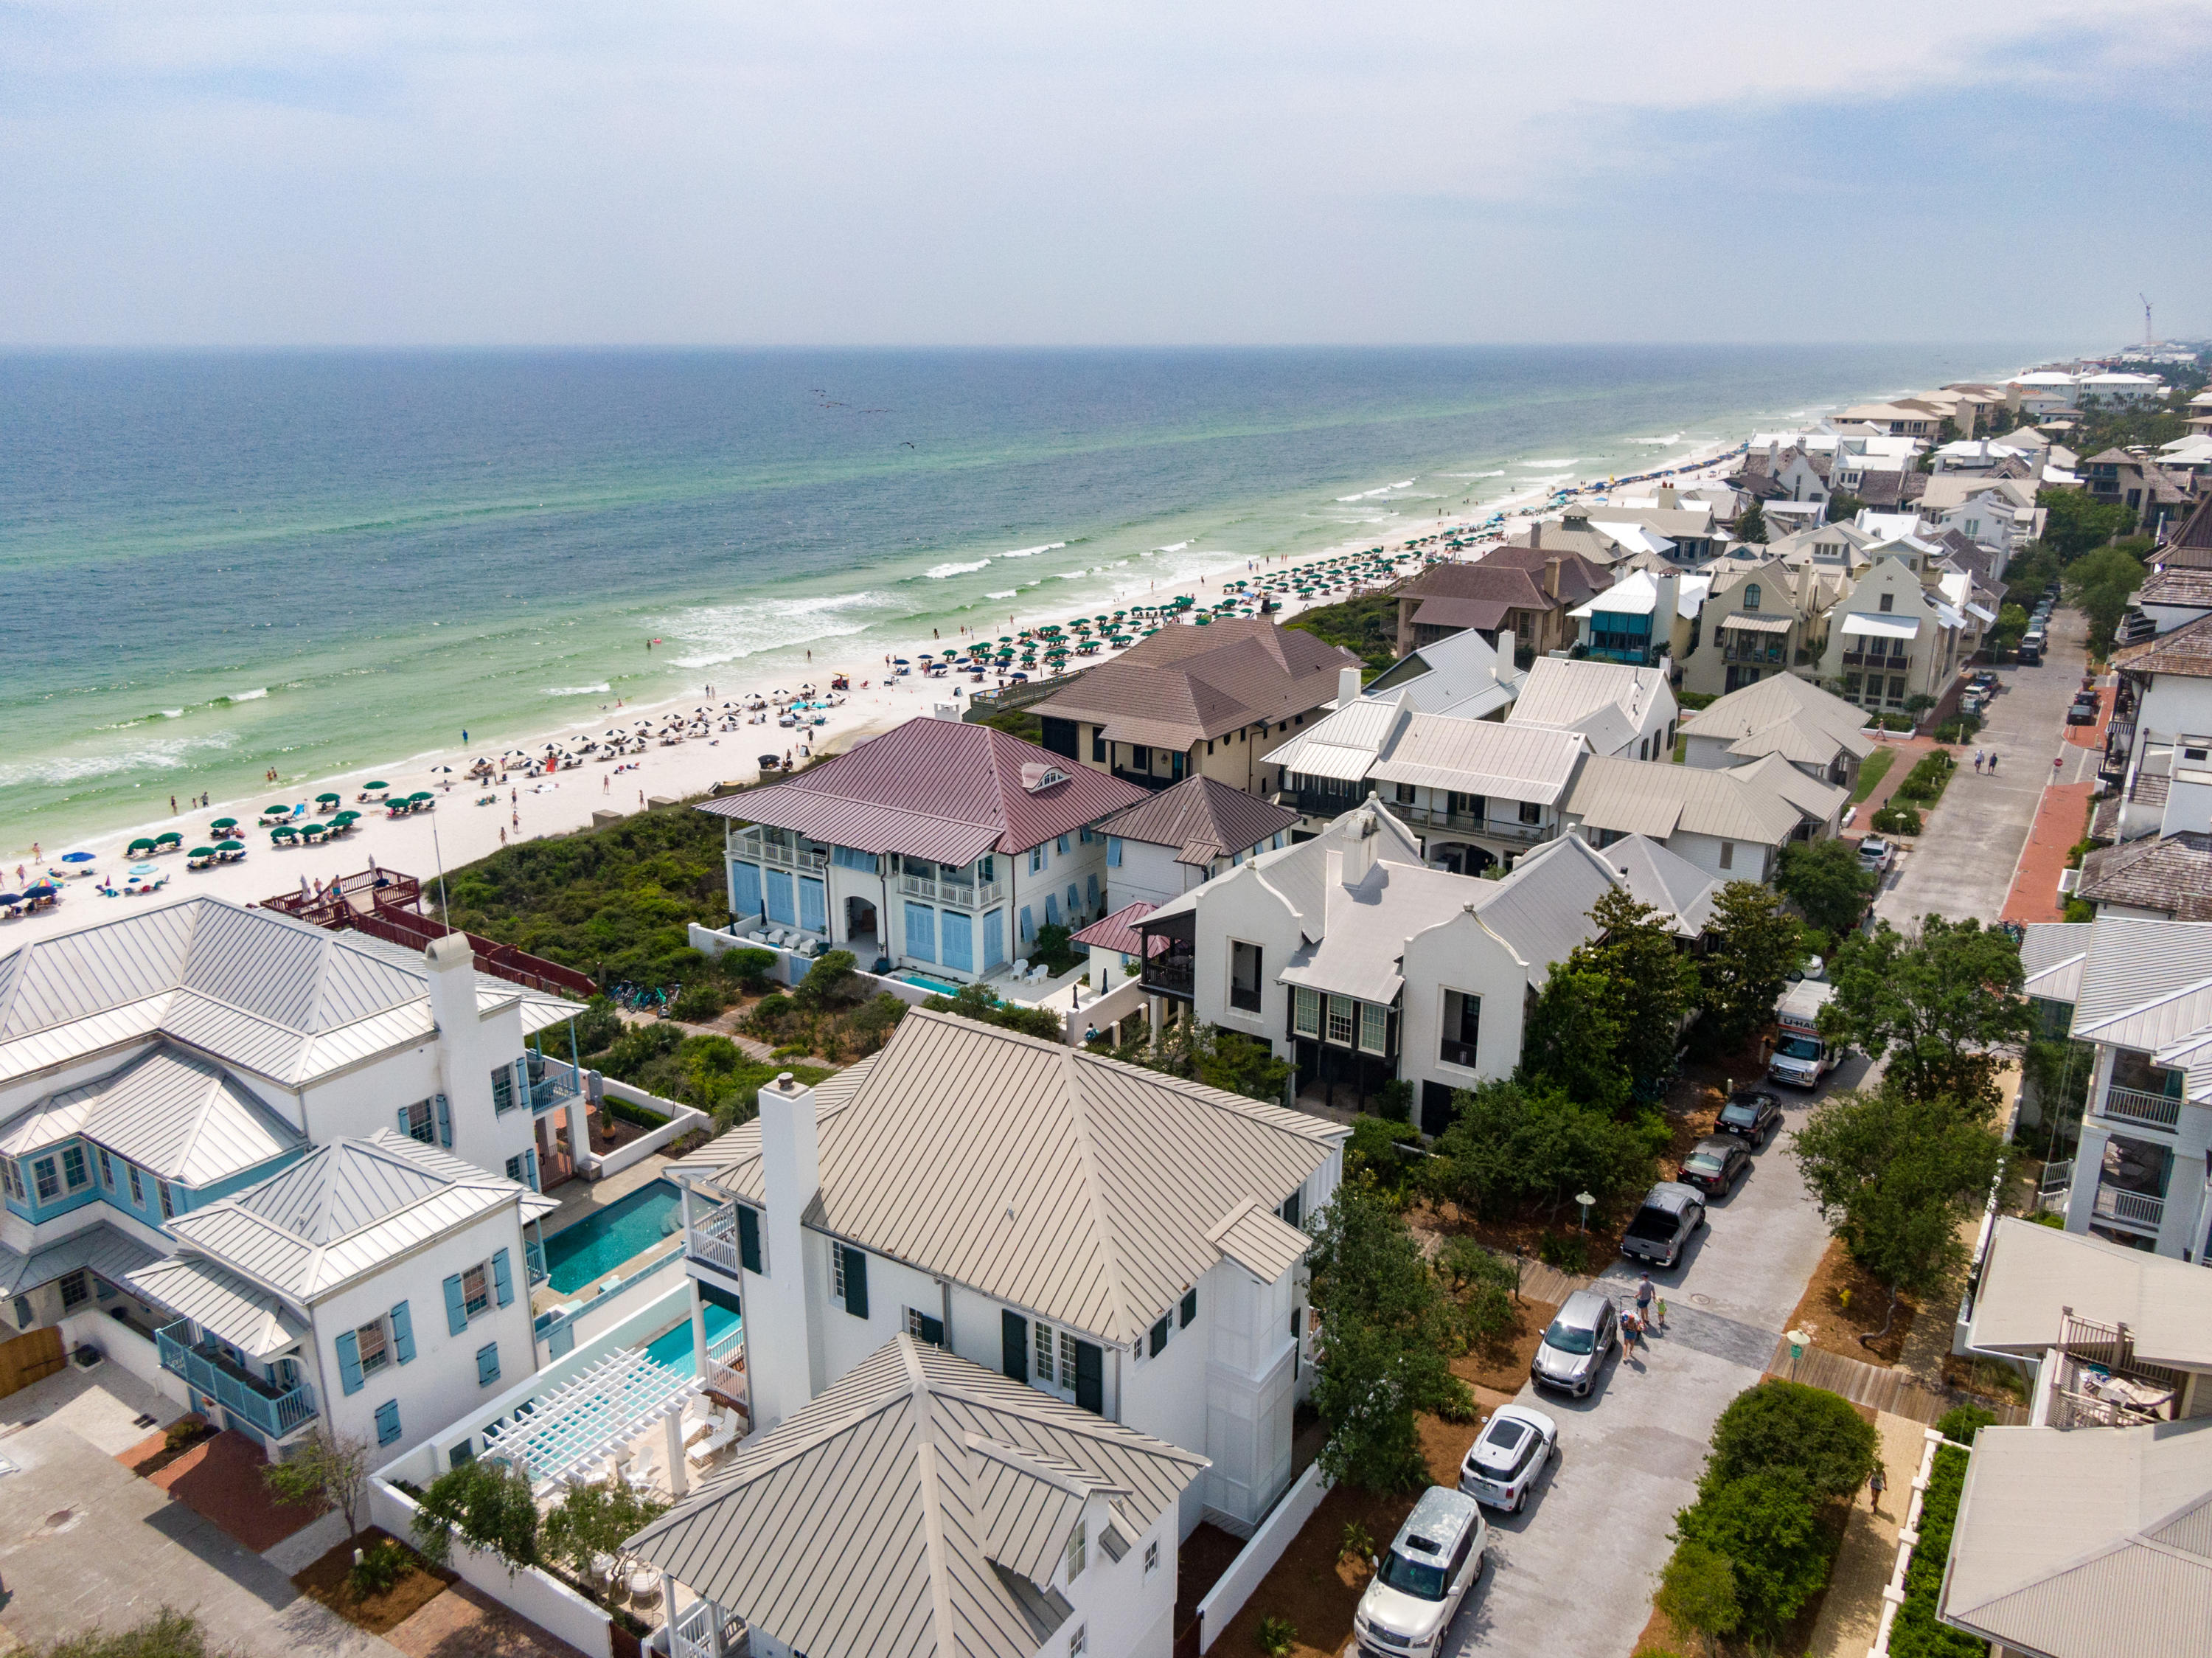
[481,1347,704,1495]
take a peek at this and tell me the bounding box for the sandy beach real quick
[1,439,1742,949]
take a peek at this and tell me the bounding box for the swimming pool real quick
[643,1301,742,1376]
[897,971,964,996]
[543,1179,684,1295]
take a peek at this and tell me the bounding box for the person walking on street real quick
[1868,1465,1888,1513]
[1988,751,1999,773]
[1635,1273,1655,1328]
[1654,1296,1669,1331]
[1973,749,1983,774]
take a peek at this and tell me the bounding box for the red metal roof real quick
[697,716,1151,864]
[1071,901,1163,958]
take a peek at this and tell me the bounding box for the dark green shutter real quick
[1074,1339,1103,1414]
[1002,1311,1028,1381]
[1180,1289,1197,1328]
[1150,1316,1169,1357]
[736,1205,762,1273]
[841,1247,869,1319]
[915,1311,945,1347]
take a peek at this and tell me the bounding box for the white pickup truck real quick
[1769,979,1842,1089]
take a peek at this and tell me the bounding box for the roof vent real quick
[1020,762,1071,792]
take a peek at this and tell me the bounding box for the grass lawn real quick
[1849,746,1897,803]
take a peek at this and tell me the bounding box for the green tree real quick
[1697,882,1804,1052]
[1792,1081,2008,1342]
[1654,1541,1741,1656]
[1991,603,2030,656]
[1825,489,1865,524]
[2065,538,2149,655]
[1567,889,1700,1096]
[1428,1078,1663,1222]
[1775,838,1877,940]
[1115,1019,1293,1102]
[261,1426,371,1541]
[1304,1185,1474,1491]
[2002,544,2059,613]
[1672,1471,1831,1642]
[1734,501,1767,545]
[1819,917,2030,1109]
[2037,487,2135,558]
[540,1478,671,1583]
[411,1458,540,1574]
[789,948,858,1011]
[1706,1380,1877,1502]
[1520,965,1630,1112]
[924,981,1065,1041]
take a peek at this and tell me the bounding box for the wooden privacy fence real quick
[0,1325,66,1399]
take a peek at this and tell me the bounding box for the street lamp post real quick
[1574,1191,1596,1233]
[1786,1328,1809,1379]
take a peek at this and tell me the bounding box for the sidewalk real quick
[1806,1412,1927,1658]
[2000,780,2093,924]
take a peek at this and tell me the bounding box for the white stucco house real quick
[1093,775,1300,910]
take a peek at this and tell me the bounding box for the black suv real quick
[1679,1134,1753,1196]
[1716,1088,1783,1146]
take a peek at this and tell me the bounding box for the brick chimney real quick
[1528,521,1543,550]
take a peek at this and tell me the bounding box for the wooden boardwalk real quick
[1762,1339,2028,1426]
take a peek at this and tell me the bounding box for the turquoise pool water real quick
[543,1180,684,1294]
[644,1301,742,1376]
[897,971,963,996]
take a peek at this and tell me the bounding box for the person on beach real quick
[500,828,507,846]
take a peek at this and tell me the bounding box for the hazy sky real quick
[4,1,2209,347]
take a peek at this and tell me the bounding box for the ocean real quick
[0,344,2061,853]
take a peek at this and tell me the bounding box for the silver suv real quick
[1353,1485,1488,1656]
[1530,1287,1620,1398]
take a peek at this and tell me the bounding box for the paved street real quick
[1444,1055,1871,1658]
[1875,607,2089,926]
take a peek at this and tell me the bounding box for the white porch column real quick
[664,1408,689,1497]
[689,1276,709,1371]
[567,1096,590,1166]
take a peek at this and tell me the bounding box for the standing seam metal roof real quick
[0,1041,303,1185]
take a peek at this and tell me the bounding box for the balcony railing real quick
[1394,804,1554,843]
[897,874,1005,909]
[1439,1038,1480,1069]
[526,1238,549,1285]
[1839,651,1913,671]
[704,1325,748,1412]
[1720,644,1788,665]
[2101,1085,2183,1130]
[529,1058,582,1113]
[1142,955,1195,998]
[689,1204,745,1278]
[740,838,827,871]
[156,1322,317,1440]
[2092,1185,2165,1229]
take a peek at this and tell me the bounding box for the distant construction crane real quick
[2141,292,2156,347]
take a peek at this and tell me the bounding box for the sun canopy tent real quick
[479,1346,703,1489]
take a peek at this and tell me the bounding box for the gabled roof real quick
[630,1337,1206,1658]
[1729,753,1850,825]
[0,1041,303,1186]
[1091,776,1299,867]
[1358,627,1523,718]
[1679,674,1875,766]
[1026,618,1362,750]
[2116,612,2212,681]
[1398,561,1562,634]
[0,1219,161,1300]
[669,1011,1341,1345]
[698,717,1150,864]
[2020,921,2093,1004]
[2067,916,2212,1036]
[1520,828,1719,938]
[1478,541,1615,603]
[0,898,566,1091]
[1969,1217,2212,1369]
[1069,902,1159,960]
[126,1252,307,1359]
[1506,657,1671,740]
[1367,714,1588,805]
[1940,1418,2212,1658]
[1562,756,1806,845]
[157,1128,552,1302]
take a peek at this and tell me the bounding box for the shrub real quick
[570,996,624,1058]
[745,991,792,1030]
[1935,1402,1997,1446]
[411,1458,539,1573]
[1705,1379,1877,1502]
[715,946,779,993]
[790,949,859,1011]
[1653,1540,1739,1651]
[1932,716,1982,745]
[1888,1446,1983,1658]
[1346,1113,1423,1195]
[1372,1078,1413,1122]
[1893,751,1955,805]
[1672,1470,1830,1642]
[347,1539,411,1598]
[846,992,908,1052]
[1537,1231,1590,1274]
[1255,1616,1298,1657]
[672,983,728,1022]
[600,1094,672,1130]
[164,1415,208,1451]
[1340,1519,1373,1561]
[1871,804,1923,836]
[47,1610,218,1658]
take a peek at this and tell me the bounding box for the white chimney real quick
[1338,665,1363,708]
[1494,629,1516,681]
[424,934,497,1172]
[1339,812,1380,887]
[754,1071,822,1431]
[931,701,961,722]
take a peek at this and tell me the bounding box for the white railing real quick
[2101,1086,2183,1129]
[897,873,1004,908]
[669,1596,719,1658]
[748,839,826,870]
[2092,1185,2165,1228]
[688,1204,744,1277]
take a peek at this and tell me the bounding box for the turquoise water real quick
[543,1179,683,1294]
[0,345,2075,853]
[897,971,964,996]
[643,1300,742,1376]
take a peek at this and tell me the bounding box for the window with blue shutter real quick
[1065,883,1080,918]
[391,1301,416,1364]
[1057,834,1071,857]
[736,1205,762,1273]
[841,1247,869,1319]
[435,1094,452,1148]
[336,1330,366,1395]
[939,911,973,973]
[731,860,764,918]
[491,1249,514,1307]
[1086,873,1099,912]
[491,1065,514,1114]
[904,902,936,963]
[443,1273,469,1335]
[476,1342,501,1387]
[765,868,796,926]
[1019,905,1034,943]
[984,909,1006,968]
[375,1400,403,1446]
[799,876,827,934]
[1107,836,1121,868]
[1044,892,1061,928]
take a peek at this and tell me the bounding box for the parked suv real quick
[1531,1287,1621,1397]
[1353,1486,1488,1657]
[1458,1405,1559,1513]
[1717,1087,1784,1147]
[1618,1182,1706,1269]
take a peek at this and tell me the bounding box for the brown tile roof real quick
[2138,567,2212,609]
[2164,495,2212,555]
[1397,562,1559,637]
[1478,541,1615,606]
[1027,617,1360,749]
[2115,613,2212,681]
[1092,775,1300,866]
[696,716,1150,862]
[2079,833,2212,921]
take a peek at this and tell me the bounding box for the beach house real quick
[667,1010,1343,1539]
[701,715,1150,981]
[1675,559,1840,700]
[0,901,585,1381]
[1501,656,1677,764]
[125,1130,552,1458]
[1389,549,1603,661]
[1913,475,2042,570]
[1676,674,1873,792]
[1091,776,1301,909]
[1557,754,1843,882]
[1566,569,1707,669]
[1817,544,1992,723]
[1132,802,1715,1131]
[1026,616,1361,797]
[628,1334,1207,1658]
